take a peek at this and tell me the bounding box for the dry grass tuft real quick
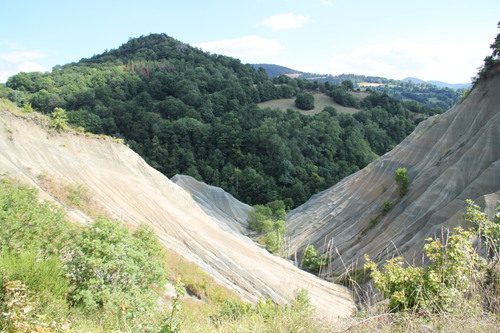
[36,171,111,220]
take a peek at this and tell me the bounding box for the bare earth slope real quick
[287,69,500,273]
[0,108,354,320]
[171,174,252,235]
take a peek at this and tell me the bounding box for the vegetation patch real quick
[394,167,410,197]
[301,244,329,273]
[37,171,110,219]
[247,200,287,254]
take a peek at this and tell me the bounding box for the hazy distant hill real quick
[254,64,470,90]
[402,77,470,89]
[251,63,305,79]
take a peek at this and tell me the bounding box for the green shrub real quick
[382,199,391,215]
[0,178,71,255]
[465,199,499,259]
[248,205,274,233]
[50,107,69,132]
[302,245,328,273]
[248,201,287,254]
[0,249,69,302]
[65,182,90,207]
[365,227,485,313]
[394,168,410,197]
[66,218,168,312]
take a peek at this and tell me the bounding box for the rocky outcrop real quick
[0,107,354,320]
[287,69,500,273]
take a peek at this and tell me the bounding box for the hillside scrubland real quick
[0,22,499,333]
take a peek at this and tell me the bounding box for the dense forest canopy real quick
[0,33,443,207]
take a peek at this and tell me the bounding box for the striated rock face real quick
[287,69,500,273]
[0,107,354,320]
[171,174,252,235]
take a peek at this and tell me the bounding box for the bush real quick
[394,168,409,197]
[248,201,287,254]
[50,107,69,132]
[248,205,274,233]
[382,199,391,215]
[0,178,71,255]
[66,218,168,312]
[366,226,485,313]
[0,178,170,331]
[301,245,328,273]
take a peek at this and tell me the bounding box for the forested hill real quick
[1,33,439,208]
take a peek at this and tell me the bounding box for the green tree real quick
[295,93,314,110]
[265,220,285,253]
[394,167,409,197]
[341,80,354,91]
[248,205,274,233]
[248,202,287,254]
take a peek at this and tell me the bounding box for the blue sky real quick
[1,0,498,84]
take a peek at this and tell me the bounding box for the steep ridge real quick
[0,107,354,320]
[287,67,500,273]
[171,174,252,234]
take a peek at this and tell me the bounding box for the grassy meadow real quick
[258,92,360,115]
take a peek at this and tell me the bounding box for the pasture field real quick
[258,92,360,115]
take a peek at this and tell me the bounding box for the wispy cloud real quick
[194,36,285,62]
[257,13,310,30]
[0,50,48,83]
[328,39,486,83]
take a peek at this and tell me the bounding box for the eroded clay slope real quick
[0,109,354,320]
[171,174,252,235]
[287,70,500,273]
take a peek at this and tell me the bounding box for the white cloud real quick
[319,0,333,5]
[257,13,310,30]
[328,39,488,83]
[0,50,48,83]
[194,36,285,63]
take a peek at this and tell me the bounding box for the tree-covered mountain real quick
[0,33,438,207]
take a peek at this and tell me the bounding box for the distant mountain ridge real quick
[253,63,465,110]
[253,63,470,89]
[402,77,470,89]
[251,63,305,78]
